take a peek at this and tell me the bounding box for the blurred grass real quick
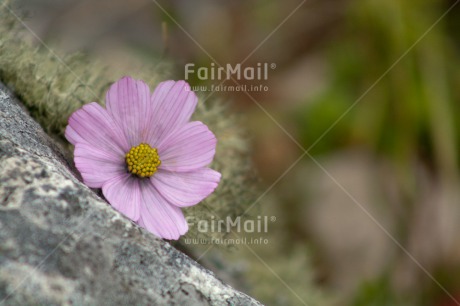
[293,0,460,304]
[299,0,459,173]
[351,275,412,306]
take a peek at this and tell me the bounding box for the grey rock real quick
[0,83,262,306]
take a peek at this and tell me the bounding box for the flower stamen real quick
[125,143,161,178]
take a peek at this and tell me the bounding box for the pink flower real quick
[65,76,221,240]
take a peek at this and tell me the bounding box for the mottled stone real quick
[0,83,262,306]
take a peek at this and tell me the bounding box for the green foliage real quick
[291,0,460,304]
[296,0,460,181]
[352,276,412,306]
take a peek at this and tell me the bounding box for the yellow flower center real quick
[125,143,161,178]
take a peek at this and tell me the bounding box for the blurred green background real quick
[10,0,460,305]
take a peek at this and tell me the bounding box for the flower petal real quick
[102,173,141,222]
[152,168,221,207]
[65,102,129,155]
[156,121,217,172]
[138,182,188,240]
[65,125,85,145]
[145,80,198,146]
[74,143,126,188]
[105,76,151,146]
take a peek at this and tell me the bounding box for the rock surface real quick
[0,83,262,306]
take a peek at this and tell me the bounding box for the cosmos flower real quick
[65,76,221,240]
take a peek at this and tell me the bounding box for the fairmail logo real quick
[186,215,276,233]
[184,62,276,81]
